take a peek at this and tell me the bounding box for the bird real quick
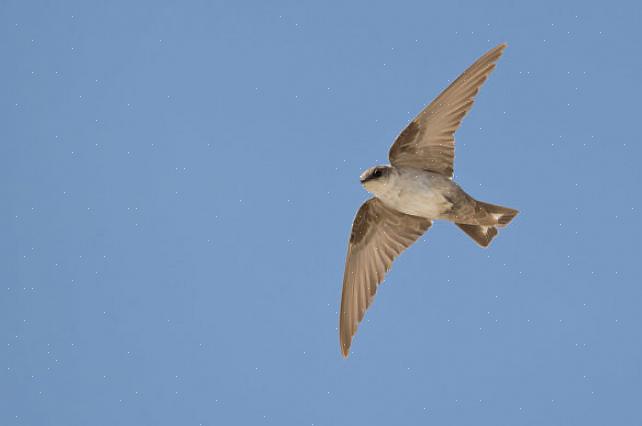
[339,43,518,358]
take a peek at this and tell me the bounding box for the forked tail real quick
[456,201,518,247]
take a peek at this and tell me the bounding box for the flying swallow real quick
[340,43,518,357]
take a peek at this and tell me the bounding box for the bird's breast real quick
[377,173,452,219]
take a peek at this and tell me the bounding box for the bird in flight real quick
[339,43,518,357]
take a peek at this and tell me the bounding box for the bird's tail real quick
[456,201,518,247]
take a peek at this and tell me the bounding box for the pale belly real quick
[376,176,453,219]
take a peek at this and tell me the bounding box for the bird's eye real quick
[373,169,382,178]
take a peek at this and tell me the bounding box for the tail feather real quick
[475,201,518,227]
[456,223,498,247]
[457,200,518,247]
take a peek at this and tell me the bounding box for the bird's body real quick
[363,166,465,221]
[339,43,519,357]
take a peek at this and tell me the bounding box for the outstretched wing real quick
[388,43,507,177]
[339,198,432,357]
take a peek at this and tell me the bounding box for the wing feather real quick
[388,44,507,177]
[339,198,432,357]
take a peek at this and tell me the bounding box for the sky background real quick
[2,1,642,425]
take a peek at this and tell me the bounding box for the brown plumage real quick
[339,44,518,358]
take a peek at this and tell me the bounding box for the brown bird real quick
[339,43,518,357]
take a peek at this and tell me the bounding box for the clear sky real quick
[2,1,641,425]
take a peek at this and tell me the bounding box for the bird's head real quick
[360,165,393,194]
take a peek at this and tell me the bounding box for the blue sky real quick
[2,1,641,425]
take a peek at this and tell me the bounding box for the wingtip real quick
[340,341,350,358]
[481,43,507,62]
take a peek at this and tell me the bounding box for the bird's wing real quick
[388,43,507,177]
[339,198,432,357]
